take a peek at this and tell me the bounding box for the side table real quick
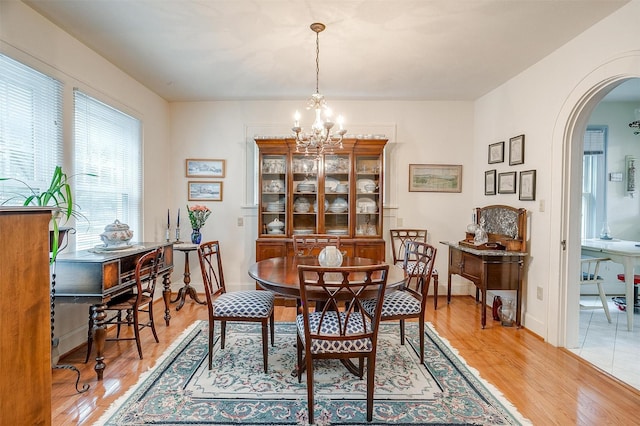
[172,243,206,310]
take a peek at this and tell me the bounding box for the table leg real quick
[433,272,439,309]
[91,303,107,380]
[172,250,206,311]
[162,272,172,326]
[623,259,635,331]
[481,287,487,329]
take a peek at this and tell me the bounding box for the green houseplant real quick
[0,165,90,262]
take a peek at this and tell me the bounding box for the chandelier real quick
[292,23,347,156]
[630,108,640,135]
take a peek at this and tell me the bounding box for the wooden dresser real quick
[0,207,53,425]
[441,205,528,328]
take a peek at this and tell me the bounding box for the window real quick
[582,126,607,239]
[0,54,63,204]
[74,90,142,250]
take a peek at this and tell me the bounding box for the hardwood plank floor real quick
[52,296,640,425]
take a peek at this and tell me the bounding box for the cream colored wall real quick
[474,0,640,343]
[169,100,476,294]
[0,1,171,355]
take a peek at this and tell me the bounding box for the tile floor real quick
[570,296,640,390]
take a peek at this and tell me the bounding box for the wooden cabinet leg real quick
[92,303,107,380]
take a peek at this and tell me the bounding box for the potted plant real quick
[0,165,91,262]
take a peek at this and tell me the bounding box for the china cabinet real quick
[255,137,388,262]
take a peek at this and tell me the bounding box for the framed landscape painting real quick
[488,142,504,164]
[485,170,496,195]
[409,164,462,193]
[188,181,223,201]
[498,171,517,194]
[186,159,226,178]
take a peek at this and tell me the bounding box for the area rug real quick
[96,321,530,425]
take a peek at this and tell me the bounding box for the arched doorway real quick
[553,55,640,387]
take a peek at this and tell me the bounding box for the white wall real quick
[169,100,476,294]
[0,1,171,355]
[474,0,640,342]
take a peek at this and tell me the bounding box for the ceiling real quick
[22,0,633,103]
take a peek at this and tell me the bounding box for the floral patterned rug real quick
[97,321,530,425]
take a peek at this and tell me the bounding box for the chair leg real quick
[269,312,275,346]
[399,319,406,345]
[419,320,425,365]
[85,305,96,363]
[208,320,214,370]
[305,349,315,425]
[220,320,227,349]
[296,333,304,383]
[433,272,439,310]
[148,302,159,343]
[133,308,143,359]
[597,283,612,323]
[261,319,269,373]
[366,353,376,422]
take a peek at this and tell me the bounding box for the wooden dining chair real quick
[580,257,612,322]
[197,240,275,372]
[364,241,436,364]
[292,234,341,256]
[390,229,440,308]
[85,248,163,362]
[296,263,389,424]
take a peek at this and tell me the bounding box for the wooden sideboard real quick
[0,207,53,425]
[441,205,528,328]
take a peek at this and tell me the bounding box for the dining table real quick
[581,238,640,331]
[248,255,408,299]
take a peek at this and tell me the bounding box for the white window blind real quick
[74,89,142,250]
[0,54,63,204]
[582,126,607,239]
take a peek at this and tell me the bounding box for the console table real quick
[441,242,526,328]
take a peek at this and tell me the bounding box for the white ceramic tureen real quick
[100,219,134,247]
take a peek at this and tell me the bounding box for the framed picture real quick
[519,170,536,201]
[485,170,497,195]
[188,181,223,201]
[509,135,525,166]
[185,159,226,178]
[488,142,505,164]
[408,164,462,193]
[498,171,517,194]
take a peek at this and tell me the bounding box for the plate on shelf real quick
[357,178,376,193]
[356,197,377,213]
[293,229,315,235]
[324,177,339,192]
[326,229,348,235]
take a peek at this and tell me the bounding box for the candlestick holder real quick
[175,227,182,243]
[165,228,171,242]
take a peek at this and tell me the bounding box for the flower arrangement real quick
[187,204,211,230]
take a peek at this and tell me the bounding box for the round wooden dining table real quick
[248,255,407,298]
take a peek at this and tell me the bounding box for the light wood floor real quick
[52,296,640,425]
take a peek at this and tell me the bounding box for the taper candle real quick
[177,208,180,227]
[167,209,170,229]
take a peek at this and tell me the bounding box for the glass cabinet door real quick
[260,154,286,236]
[323,154,350,236]
[355,155,381,237]
[292,154,318,235]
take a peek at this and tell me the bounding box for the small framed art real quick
[488,142,505,164]
[508,135,525,166]
[485,170,496,195]
[408,164,462,193]
[188,181,223,201]
[185,159,226,178]
[519,170,536,201]
[498,171,517,194]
